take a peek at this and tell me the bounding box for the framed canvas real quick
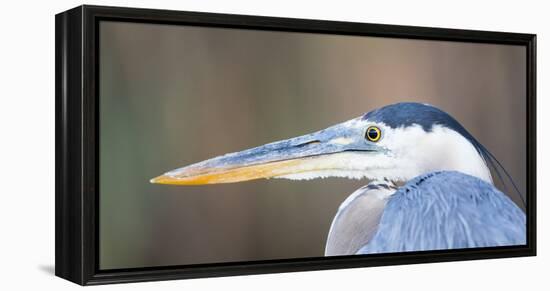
[55,5,536,285]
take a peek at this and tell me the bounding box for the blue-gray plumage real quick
[152,102,527,257]
[357,171,525,254]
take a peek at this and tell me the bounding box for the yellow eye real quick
[366,126,381,142]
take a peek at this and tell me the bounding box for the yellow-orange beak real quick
[150,157,314,185]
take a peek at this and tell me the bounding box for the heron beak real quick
[151,120,381,185]
[150,157,316,185]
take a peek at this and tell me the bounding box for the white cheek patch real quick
[379,124,493,184]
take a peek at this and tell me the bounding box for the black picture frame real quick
[55,4,537,286]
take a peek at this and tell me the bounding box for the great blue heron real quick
[151,102,526,255]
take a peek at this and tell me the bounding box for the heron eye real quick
[366,126,381,142]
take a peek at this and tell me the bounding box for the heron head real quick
[151,102,492,185]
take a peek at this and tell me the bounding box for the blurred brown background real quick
[99,21,526,270]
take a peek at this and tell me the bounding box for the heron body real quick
[152,102,526,256]
[327,171,525,255]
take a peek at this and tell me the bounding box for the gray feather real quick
[357,171,526,254]
[325,183,394,256]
